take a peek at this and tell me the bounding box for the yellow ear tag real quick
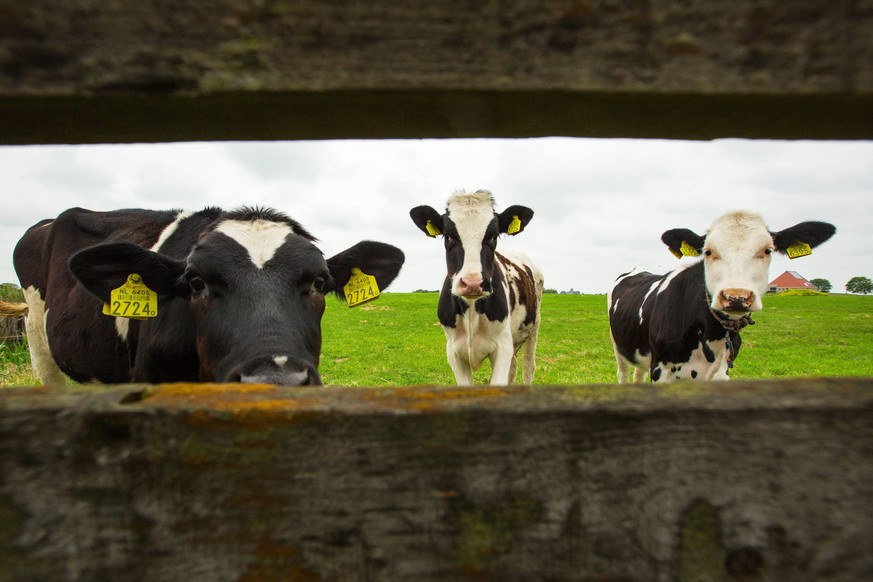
[507,215,522,235]
[343,268,381,308]
[102,274,158,319]
[786,242,812,259]
[425,220,441,237]
[680,241,699,257]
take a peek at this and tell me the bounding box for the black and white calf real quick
[608,210,835,383]
[410,190,543,385]
[13,206,404,386]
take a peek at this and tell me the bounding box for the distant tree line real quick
[544,288,582,295]
[846,276,873,295]
[806,277,872,295]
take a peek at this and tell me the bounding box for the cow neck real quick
[704,288,756,332]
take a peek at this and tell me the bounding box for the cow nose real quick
[458,275,484,296]
[718,288,755,312]
[232,358,323,386]
[239,370,311,386]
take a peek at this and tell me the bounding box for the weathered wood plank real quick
[1,0,871,143]
[2,379,872,580]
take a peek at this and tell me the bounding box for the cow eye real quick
[764,248,773,256]
[312,276,326,293]
[704,249,713,257]
[187,275,206,297]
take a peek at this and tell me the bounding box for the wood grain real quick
[2,379,871,580]
[1,0,871,143]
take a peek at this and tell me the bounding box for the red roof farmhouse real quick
[768,271,819,293]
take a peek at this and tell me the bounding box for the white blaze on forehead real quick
[216,219,294,269]
[446,189,496,276]
[703,210,774,308]
[151,210,194,252]
[705,210,772,252]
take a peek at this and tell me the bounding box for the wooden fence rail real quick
[1,0,871,144]
[2,380,872,580]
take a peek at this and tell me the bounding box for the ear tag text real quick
[507,215,522,235]
[102,274,158,319]
[786,242,812,259]
[680,241,699,257]
[343,268,381,308]
[425,220,441,237]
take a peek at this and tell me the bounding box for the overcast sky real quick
[1,138,870,295]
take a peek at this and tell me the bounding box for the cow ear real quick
[498,205,534,235]
[661,228,705,259]
[325,241,405,300]
[771,221,836,254]
[409,206,444,238]
[69,242,188,303]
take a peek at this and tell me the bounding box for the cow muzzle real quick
[455,274,490,299]
[715,288,757,314]
[227,357,322,386]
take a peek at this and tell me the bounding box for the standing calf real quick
[410,190,543,386]
[608,210,835,383]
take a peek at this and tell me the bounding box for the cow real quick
[12,206,405,386]
[608,210,836,383]
[410,189,543,386]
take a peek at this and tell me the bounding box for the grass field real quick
[1,292,871,387]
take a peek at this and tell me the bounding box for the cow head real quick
[410,190,533,301]
[69,208,404,386]
[662,210,835,316]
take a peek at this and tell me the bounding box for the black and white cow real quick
[410,190,543,386]
[608,210,835,383]
[13,206,404,386]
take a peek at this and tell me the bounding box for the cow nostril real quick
[719,289,754,310]
[283,370,311,386]
[459,276,485,294]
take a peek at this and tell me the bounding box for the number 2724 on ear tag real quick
[343,268,380,308]
[102,274,158,319]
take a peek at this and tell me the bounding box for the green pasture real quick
[1,292,871,387]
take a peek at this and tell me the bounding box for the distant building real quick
[768,271,818,293]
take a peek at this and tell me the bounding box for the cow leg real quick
[521,327,538,385]
[23,287,69,386]
[446,345,474,386]
[614,347,631,383]
[488,339,514,386]
[632,366,648,383]
[610,331,631,384]
[507,352,518,385]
